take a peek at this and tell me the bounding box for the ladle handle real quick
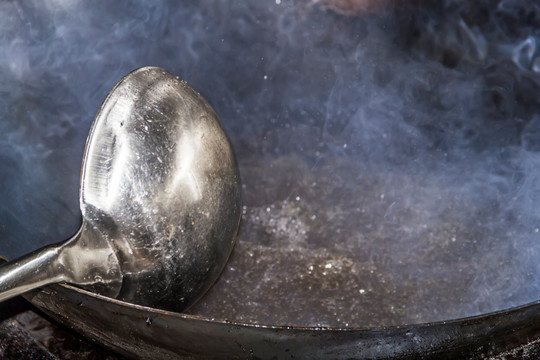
[0,245,65,302]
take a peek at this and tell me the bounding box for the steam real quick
[1,0,540,327]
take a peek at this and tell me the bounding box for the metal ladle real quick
[0,66,241,312]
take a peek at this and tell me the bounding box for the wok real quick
[2,0,540,358]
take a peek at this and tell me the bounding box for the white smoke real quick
[1,0,540,327]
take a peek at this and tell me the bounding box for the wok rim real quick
[53,281,540,332]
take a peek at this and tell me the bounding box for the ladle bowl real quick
[0,66,242,312]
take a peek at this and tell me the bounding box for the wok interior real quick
[1,0,540,328]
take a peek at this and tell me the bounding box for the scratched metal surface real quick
[1,0,540,335]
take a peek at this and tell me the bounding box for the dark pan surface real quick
[1,0,540,333]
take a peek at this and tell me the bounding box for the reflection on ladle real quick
[0,67,242,312]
